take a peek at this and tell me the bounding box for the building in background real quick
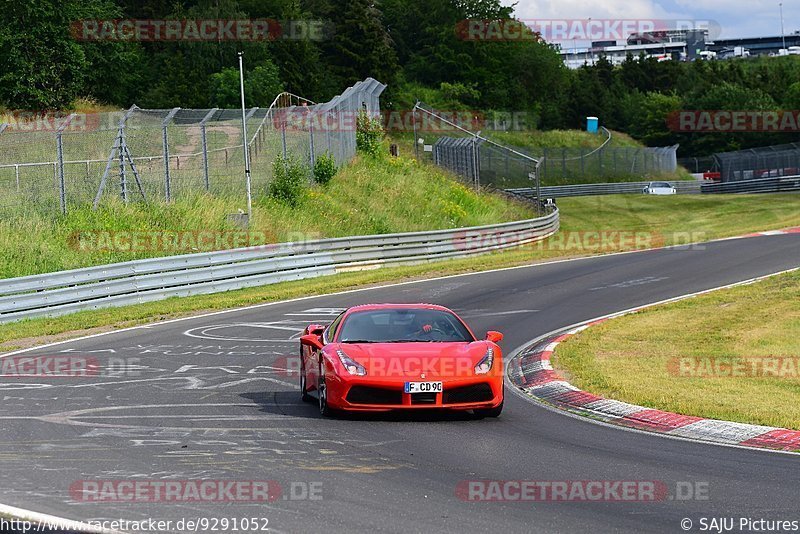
[559,29,800,68]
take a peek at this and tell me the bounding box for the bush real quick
[356,110,384,156]
[269,155,307,207]
[313,152,337,186]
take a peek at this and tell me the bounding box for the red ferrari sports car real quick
[299,303,504,417]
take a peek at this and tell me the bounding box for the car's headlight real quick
[337,349,367,375]
[475,347,494,375]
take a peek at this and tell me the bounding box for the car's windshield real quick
[652,182,672,188]
[338,308,474,343]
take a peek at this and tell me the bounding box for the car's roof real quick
[345,303,452,313]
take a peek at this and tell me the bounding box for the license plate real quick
[404,381,442,394]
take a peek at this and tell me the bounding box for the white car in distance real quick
[643,181,677,195]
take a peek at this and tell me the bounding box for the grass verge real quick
[553,270,800,430]
[0,152,532,278]
[1,193,799,352]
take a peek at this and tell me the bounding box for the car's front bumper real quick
[326,375,504,412]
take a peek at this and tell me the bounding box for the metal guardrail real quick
[507,181,701,198]
[700,175,800,194]
[0,210,559,323]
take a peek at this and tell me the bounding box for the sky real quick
[508,0,799,41]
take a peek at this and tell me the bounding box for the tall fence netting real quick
[0,78,385,218]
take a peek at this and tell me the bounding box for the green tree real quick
[0,1,88,109]
[247,62,284,106]
[209,68,242,108]
[783,82,800,110]
[628,92,682,146]
[325,0,399,88]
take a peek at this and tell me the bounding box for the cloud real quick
[509,0,800,39]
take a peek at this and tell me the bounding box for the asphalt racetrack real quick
[1,233,799,533]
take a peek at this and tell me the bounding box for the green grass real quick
[553,270,800,430]
[1,192,799,351]
[557,194,800,242]
[0,151,533,278]
[487,129,641,149]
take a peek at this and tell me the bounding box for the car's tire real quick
[318,365,335,417]
[300,356,312,403]
[474,401,503,418]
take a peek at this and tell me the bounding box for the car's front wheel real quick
[318,365,334,417]
[474,401,503,418]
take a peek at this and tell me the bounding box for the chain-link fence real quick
[411,103,543,197]
[678,156,718,174]
[525,144,678,185]
[712,143,800,182]
[411,102,678,191]
[0,78,386,218]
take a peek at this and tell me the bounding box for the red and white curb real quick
[508,269,800,453]
[742,227,800,238]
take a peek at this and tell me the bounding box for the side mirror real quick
[300,334,324,351]
[306,324,326,336]
[485,331,503,343]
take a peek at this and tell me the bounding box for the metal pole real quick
[780,3,786,51]
[238,51,252,224]
[162,125,170,202]
[281,120,288,159]
[162,108,180,202]
[326,114,332,159]
[55,113,76,215]
[201,124,209,190]
[412,104,419,161]
[119,126,128,203]
[472,134,480,189]
[535,161,542,211]
[199,108,217,192]
[56,136,66,214]
[308,107,316,169]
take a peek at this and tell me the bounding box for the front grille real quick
[443,383,494,404]
[410,392,438,404]
[346,386,402,405]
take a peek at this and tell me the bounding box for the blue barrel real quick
[586,116,599,133]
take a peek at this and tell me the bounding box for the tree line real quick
[1,0,799,156]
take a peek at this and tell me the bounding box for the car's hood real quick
[335,341,491,379]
